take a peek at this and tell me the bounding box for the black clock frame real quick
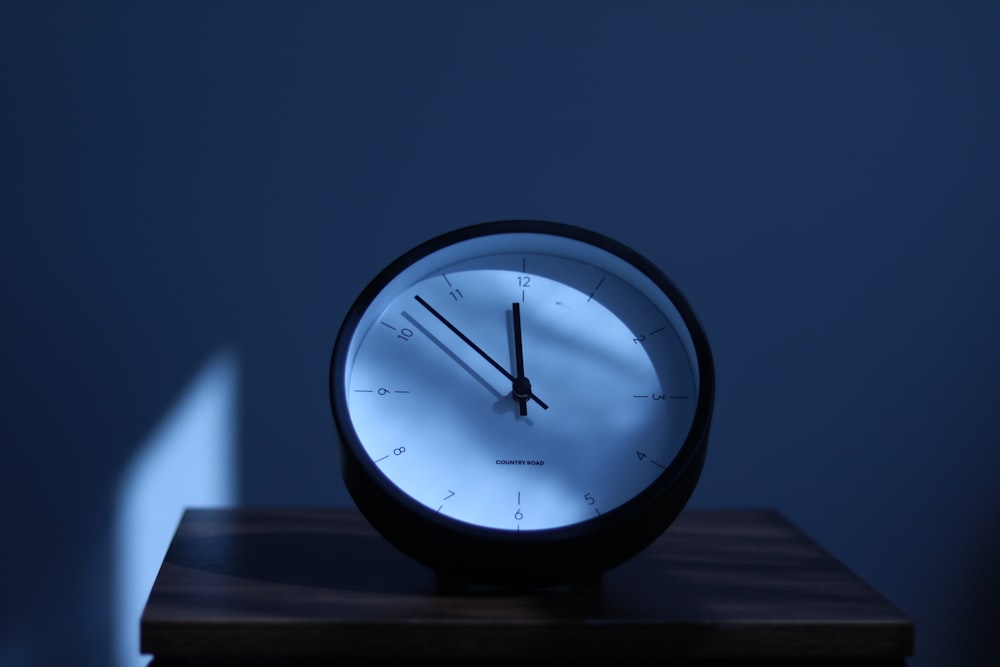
[329,220,715,587]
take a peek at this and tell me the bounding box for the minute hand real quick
[414,295,548,410]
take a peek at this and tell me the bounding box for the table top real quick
[141,507,912,662]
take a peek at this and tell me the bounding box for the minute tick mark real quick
[587,276,606,302]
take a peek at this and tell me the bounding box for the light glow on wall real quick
[113,350,239,667]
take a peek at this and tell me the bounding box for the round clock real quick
[329,220,714,586]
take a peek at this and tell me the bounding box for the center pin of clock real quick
[512,376,532,401]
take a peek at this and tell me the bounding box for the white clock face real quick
[342,231,700,532]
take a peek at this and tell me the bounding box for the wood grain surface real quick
[140,507,912,663]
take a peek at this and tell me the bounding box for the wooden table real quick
[141,507,913,664]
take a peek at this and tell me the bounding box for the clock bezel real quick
[329,219,714,586]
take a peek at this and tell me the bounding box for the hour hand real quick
[414,295,547,411]
[511,302,530,415]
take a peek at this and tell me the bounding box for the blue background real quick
[3,1,998,665]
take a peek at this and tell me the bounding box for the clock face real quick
[338,227,702,533]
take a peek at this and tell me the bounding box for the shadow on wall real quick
[958,502,1000,664]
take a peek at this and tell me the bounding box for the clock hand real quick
[414,295,548,410]
[511,302,529,416]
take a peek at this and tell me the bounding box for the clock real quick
[329,220,714,586]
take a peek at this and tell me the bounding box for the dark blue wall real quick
[3,1,999,665]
